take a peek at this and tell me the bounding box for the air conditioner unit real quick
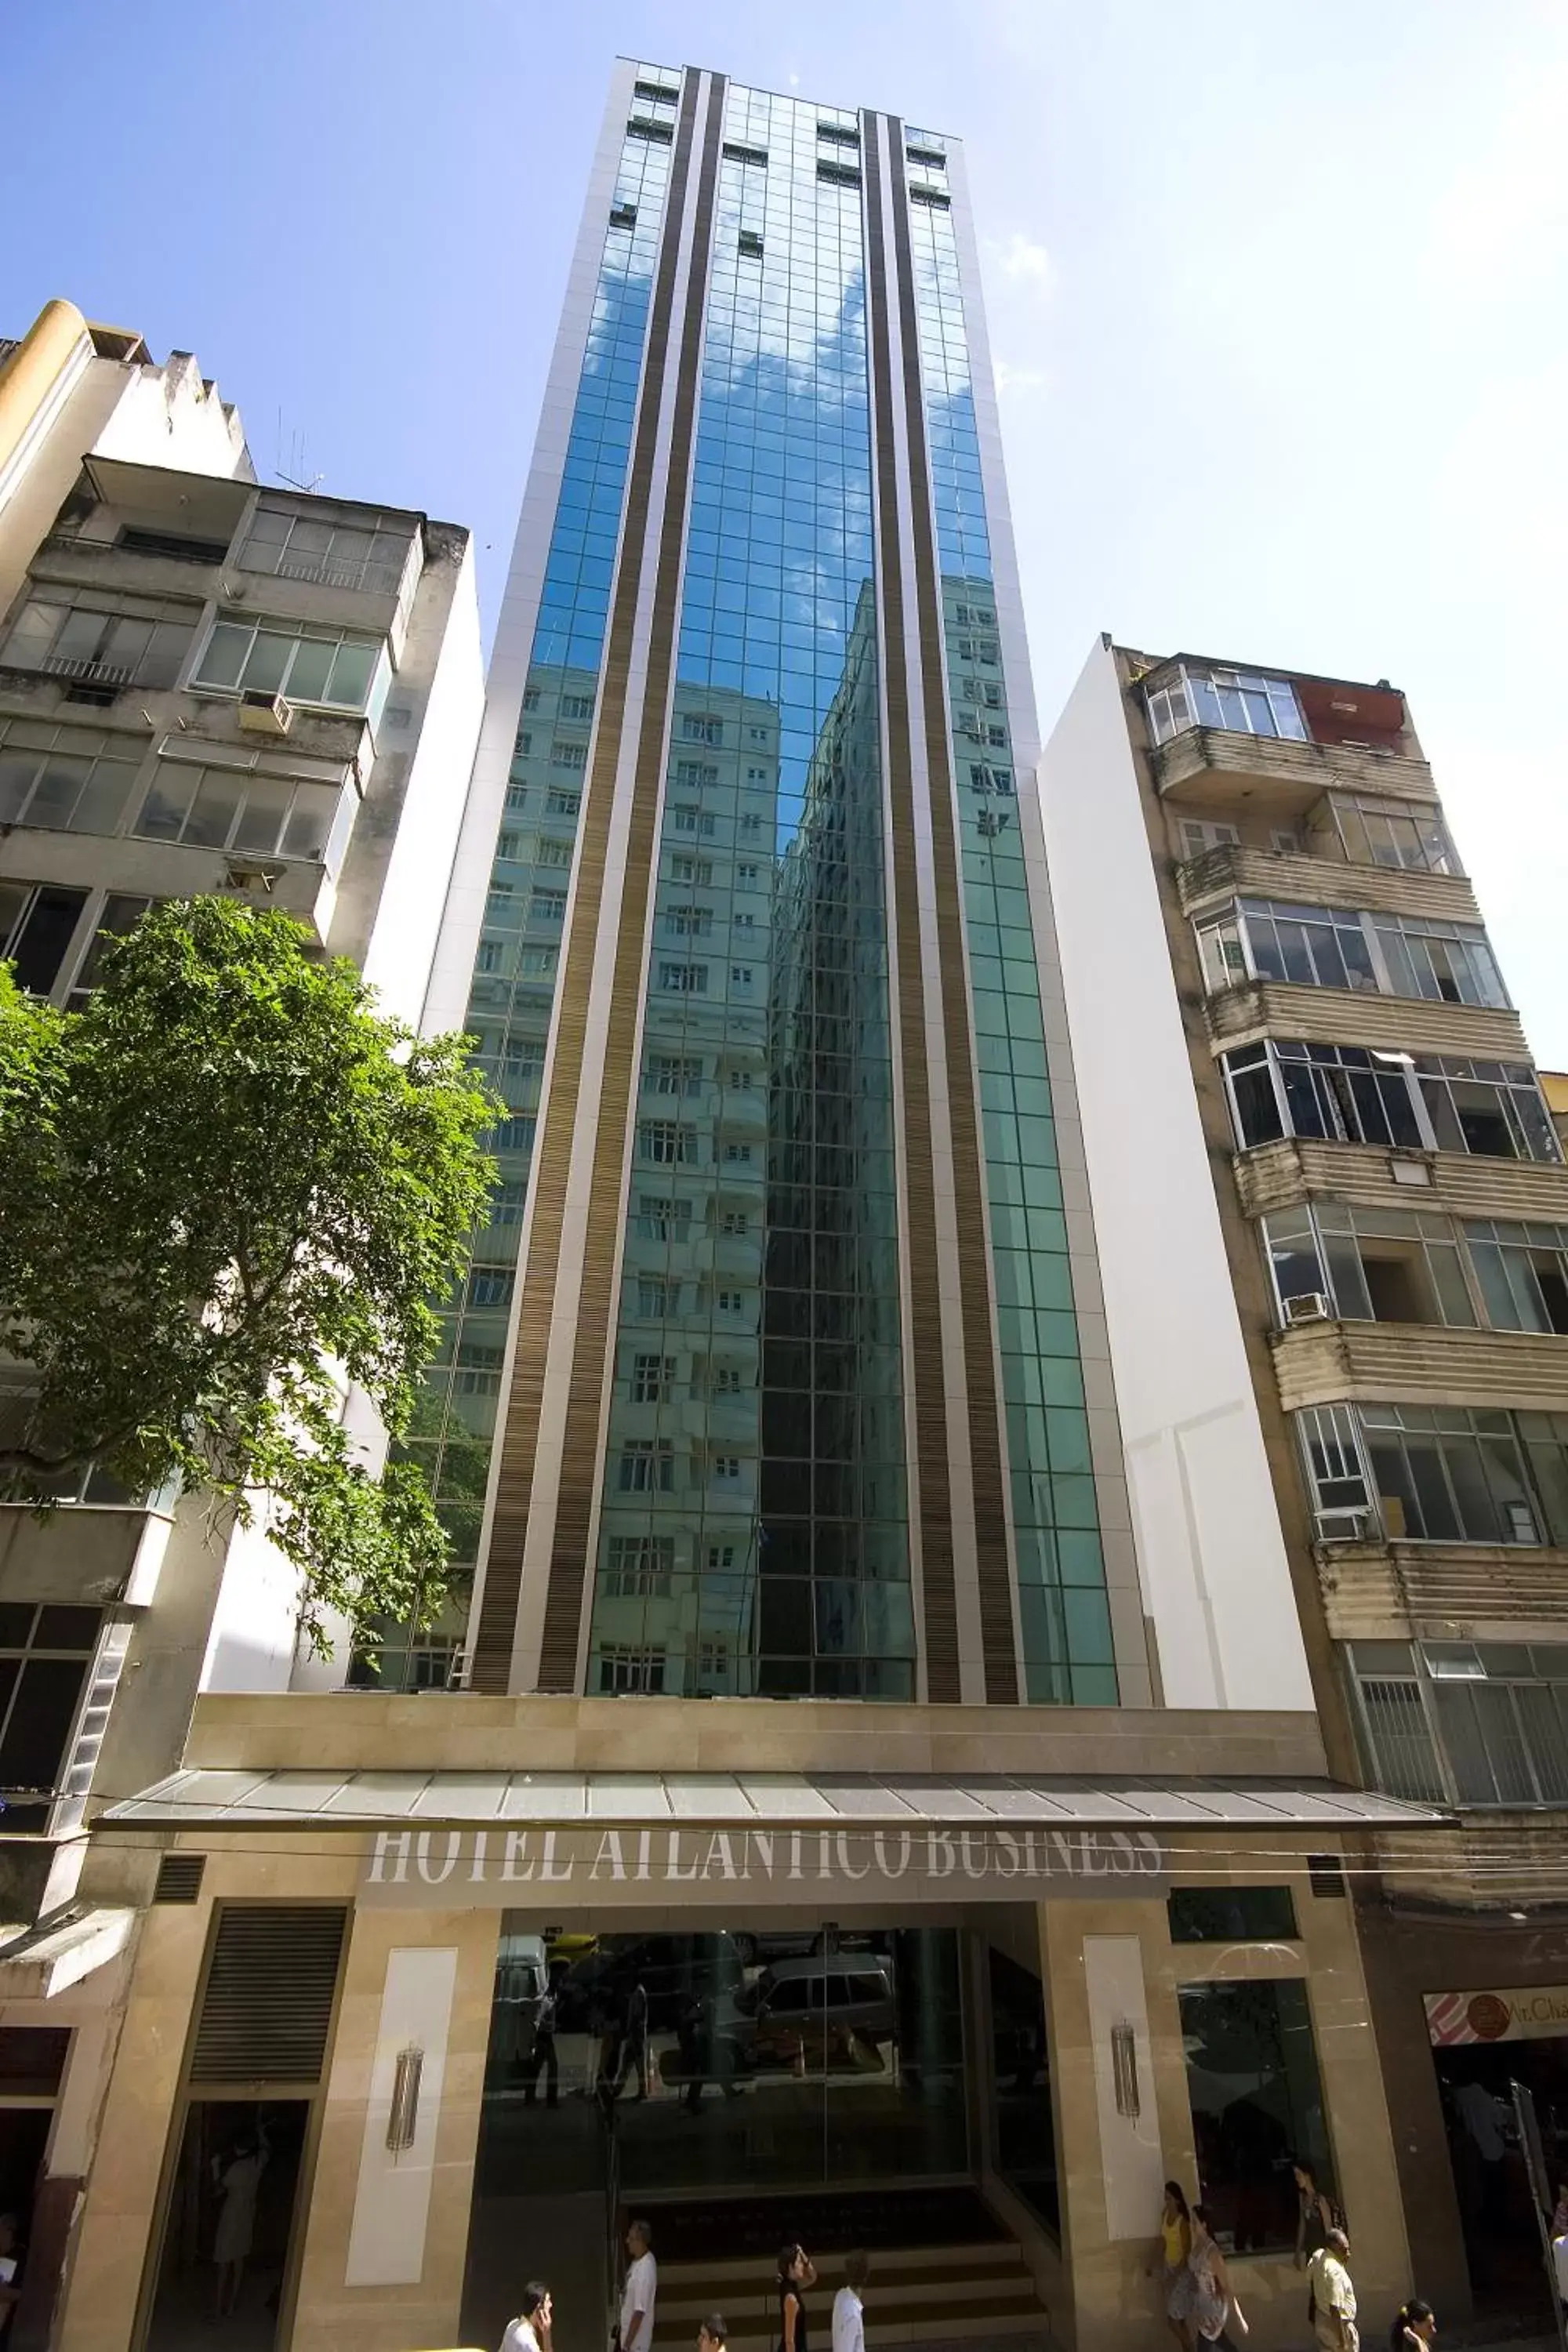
[1318,1508,1370,1542]
[238,689,293,736]
[1283,1290,1334,1326]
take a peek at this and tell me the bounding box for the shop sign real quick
[1425,1985,1568,2046]
[358,1821,1167,1907]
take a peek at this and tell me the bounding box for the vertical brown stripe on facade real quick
[470,72,706,1693]
[887,127,1019,1703]
[536,72,730,1690]
[862,114,961,1702]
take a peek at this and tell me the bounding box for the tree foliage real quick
[0,898,498,1649]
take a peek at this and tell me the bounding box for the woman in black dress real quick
[778,2245,818,2352]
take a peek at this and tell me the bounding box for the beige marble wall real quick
[58,1902,208,2352]
[289,1903,499,2352]
[1038,1869,1412,2352]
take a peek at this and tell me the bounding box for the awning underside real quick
[101,1767,1445,1831]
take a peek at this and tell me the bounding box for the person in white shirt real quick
[500,2281,552,2352]
[832,2251,869,2352]
[619,2219,657,2352]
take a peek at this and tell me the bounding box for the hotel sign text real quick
[359,1822,1167,1907]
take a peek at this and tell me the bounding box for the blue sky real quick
[6,0,1568,1057]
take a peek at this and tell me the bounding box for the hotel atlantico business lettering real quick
[360,1821,1167,1906]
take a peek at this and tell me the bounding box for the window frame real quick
[190,613,390,718]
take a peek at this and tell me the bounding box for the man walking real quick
[832,2252,869,2352]
[523,1973,561,2109]
[1306,2227,1357,2352]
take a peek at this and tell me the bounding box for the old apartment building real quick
[1042,638,1568,2321]
[0,299,483,2340]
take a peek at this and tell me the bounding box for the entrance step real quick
[652,2241,1050,2352]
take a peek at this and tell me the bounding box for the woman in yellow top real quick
[1147,2181,1196,2350]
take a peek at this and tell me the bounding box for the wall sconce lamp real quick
[1110,2019,1141,2120]
[386,2043,424,2154]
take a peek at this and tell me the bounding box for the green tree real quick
[0,898,498,1650]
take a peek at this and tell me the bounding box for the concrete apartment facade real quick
[0,300,484,2344]
[48,68,1446,2352]
[1041,637,1568,2324]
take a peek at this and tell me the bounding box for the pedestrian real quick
[619,1976,651,2101]
[778,2243,818,2352]
[1189,2204,1248,2350]
[833,2250,869,2352]
[1305,2226,1357,2352]
[1388,2300,1434,2350]
[209,2125,269,2319]
[1145,2180,1195,2350]
[524,1971,561,2110]
[618,2220,657,2352]
[697,2318,728,2352]
[500,2281,554,2352]
[1294,2160,1338,2269]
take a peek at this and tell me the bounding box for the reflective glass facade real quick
[380,64,1121,1708]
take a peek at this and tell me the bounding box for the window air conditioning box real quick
[1283,1291,1334,1326]
[238,690,294,736]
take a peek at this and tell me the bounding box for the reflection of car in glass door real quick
[717,1956,897,2074]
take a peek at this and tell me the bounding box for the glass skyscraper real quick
[401,60,1149,1709]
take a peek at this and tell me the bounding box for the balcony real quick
[1272,1316,1568,1415]
[1203,977,1529,1062]
[1177,842,1480,926]
[1152,724,1436,810]
[0,1501,173,1609]
[1316,1536,1568,1641]
[28,528,227,604]
[1233,1137,1568,1222]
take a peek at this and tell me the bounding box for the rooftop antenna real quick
[273,405,323,495]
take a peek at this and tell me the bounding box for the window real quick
[720,1214,750,1237]
[238,506,412,596]
[636,1278,674,1316]
[1168,1886,1298,1943]
[1,593,194,689]
[739,813,763,833]
[546,788,582,818]
[657,961,708,994]
[63,892,153,1012]
[644,1053,702,1096]
[734,913,755,932]
[193,618,385,713]
[715,1289,744,1313]
[467,1267,514,1308]
[699,1640,728,1675]
[723,1142,753,1163]
[731,966,753,986]
[1332,795,1460,877]
[598,1645,666,1693]
[671,805,715,836]
[535,838,573,868]
[0,1604,102,1794]
[560,693,595,721]
[1181,820,1241,858]
[1467,1220,1568,1335]
[637,1196,691,1241]
[747,725,769,743]
[550,739,587,770]
[1221,1038,1559,1163]
[617,1441,673,1494]
[1369,912,1508,1009]
[681,714,723,746]
[134,760,346,862]
[671,855,712,884]
[1350,1641,1568,1808]
[630,1353,674,1403]
[676,760,717,786]
[707,1544,736,1569]
[0,720,143,836]
[1145,663,1308,746]
[989,1946,1059,2234]
[746,764,769,783]
[1295,1401,1568,1547]
[666,906,713,937]
[1196,898,1379,996]
[711,1363,744,1390]
[736,862,760,884]
[1262,1203,1476,1328]
[522,688,540,711]
[727,1069,753,1089]
[711,1455,742,1481]
[1178,1979,1330,2252]
[529,889,567,923]
[603,1537,673,1596]
[639,1122,696,1165]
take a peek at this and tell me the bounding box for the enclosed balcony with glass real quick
[1140,656,1423,808]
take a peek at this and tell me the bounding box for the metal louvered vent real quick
[189,1906,347,2084]
[1308,1853,1348,1899]
[153,1853,205,1904]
